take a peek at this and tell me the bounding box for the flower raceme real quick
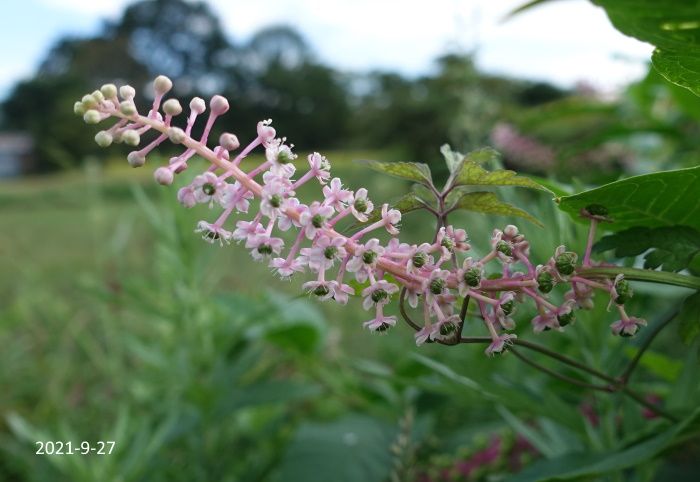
[75,76,645,355]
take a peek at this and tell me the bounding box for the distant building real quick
[0,132,34,177]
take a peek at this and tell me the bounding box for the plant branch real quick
[509,347,611,391]
[578,266,700,290]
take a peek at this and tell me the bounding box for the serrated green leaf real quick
[411,182,437,205]
[357,159,433,185]
[593,0,700,96]
[558,166,700,231]
[453,160,550,192]
[679,292,700,345]
[594,226,700,272]
[447,190,543,227]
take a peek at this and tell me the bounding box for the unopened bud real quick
[94,131,113,147]
[154,167,174,185]
[189,97,206,114]
[167,127,186,144]
[119,101,137,116]
[537,271,554,293]
[73,101,86,116]
[100,83,118,98]
[463,267,482,287]
[210,95,229,115]
[555,252,578,276]
[163,98,182,116]
[81,94,98,109]
[119,85,135,100]
[127,151,146,168]
[614,279,633,305]
[557,311,576,326]
[504,225,519,238]
[91,90,105,103]
[121,130,140,146]
[83,110,101,124]
[219,133,240,151]
[154,75,173,95]
[496,240,513,257]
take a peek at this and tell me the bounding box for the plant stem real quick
[509,348,611,391]
[578,266,700,290]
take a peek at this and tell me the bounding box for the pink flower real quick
[330,281,355,305]
[265,138,297,177]
[406,243,434,274]
[307,152,331,184]
[322,178,353,211]
[495,292,516,330]
[437,226,470,253]
[346,238,385,283]
[302,280,335,301]
[424,268,450,302]
[221,181,254,213]
[363,304,396,332]
[270,257,305,278]
[611,316,646,337]
[350,188,374,222]
[298,201,334,239]
[195,221,233,245]
[531,310,559,333]
[192,172,227,207]
[415,324,439,346]
[299,235,347,272]
[246,233,284,261]
[233,220,265,243]
[177,185,197,208]
[260,174,293,218]
[361,280,398,310]
[277,198,302,231]
[380,204,401,235]
[257,119,276,145]
[485,334,517,356]
[457,257,483,294]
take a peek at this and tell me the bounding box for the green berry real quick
[537,271,554,293]
[557,311,575,326]
[464,267,481,287]
[412,251,427,268]
[555,252,577,276]
[496,240,512,257]
[614,279,632,305]
[429,278,445,295]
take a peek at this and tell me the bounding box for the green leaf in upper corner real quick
[593,0,700,96]
[679,292,700,345]
[446,190,543,227]
[452,158,551,192]
[594,226,700,273]
[557,166,700,231]
[357,159,433,185]
[440,144,464,173]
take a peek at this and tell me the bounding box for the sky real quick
[1,0,653,100]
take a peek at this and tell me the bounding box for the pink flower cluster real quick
[75,76,645,355]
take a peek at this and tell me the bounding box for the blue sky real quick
[1,0,653,100]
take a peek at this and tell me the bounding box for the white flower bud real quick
[81,94,98,109]
[209,95,229,115]
[219,133,240,151]
[94,131,113,147]
[119,85,136,100]
[154,166,174,185]
[119,101,137,116]
[163,98,182,116]
[154,75,173,95]
[504,225,519,238]
[189,97,205,114]
[91,90,105,103]
[73,101,86,115]
[121,130,140,146]
[167,127,186,144]
[100,83,118,99]
[83,109,101,124]
[127,151,146,168]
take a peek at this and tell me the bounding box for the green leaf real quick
[594,225,700,272]
[357,159,433,185]
[277,414,396,482]
[679,292,700,345]
[447,190,543,227]
[440,143,464,173]
[558,166,700,231]
[593,0,700,96]
[510,407,700,482]
[453,159,550,192]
